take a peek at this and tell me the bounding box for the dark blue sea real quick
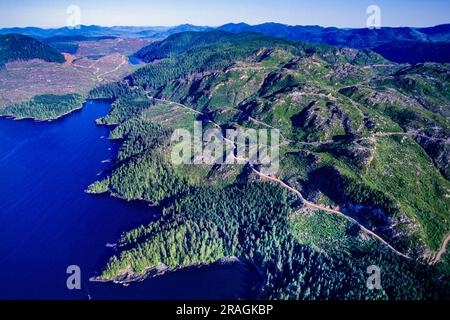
[0,100,259,300]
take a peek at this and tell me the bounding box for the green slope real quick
[0,33,65,67]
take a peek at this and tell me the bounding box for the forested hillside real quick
[0,34,65,67]
[0,94,85,120]
[217,23,450,48]
[88,31,450,299]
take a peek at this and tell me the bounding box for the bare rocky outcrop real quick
[413,128,450,180]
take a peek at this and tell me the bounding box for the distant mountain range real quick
[217,22,450,47]
[0,24,211,39]
[1,22,449,64]
[216,23,450,63]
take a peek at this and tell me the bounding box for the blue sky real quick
[1,0,449,28]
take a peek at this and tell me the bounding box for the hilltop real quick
[0,33,65,67]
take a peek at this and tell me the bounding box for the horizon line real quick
[1,21,449,30]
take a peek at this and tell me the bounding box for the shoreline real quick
[89,256,258,286]
[0,105,84,123]
[28,98,267,293]
[85,188,159,207]
[0,97,115,123]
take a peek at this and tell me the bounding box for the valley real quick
[0,34,150,120]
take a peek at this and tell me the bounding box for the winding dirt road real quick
[431,233,450,264]
[250,167,411,259]
[96,55,128,81]
[147,97,450,262]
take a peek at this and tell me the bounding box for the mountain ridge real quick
[3,22,450,63]
[2,22,449,44]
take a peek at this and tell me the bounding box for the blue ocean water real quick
[0,100,259,300]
